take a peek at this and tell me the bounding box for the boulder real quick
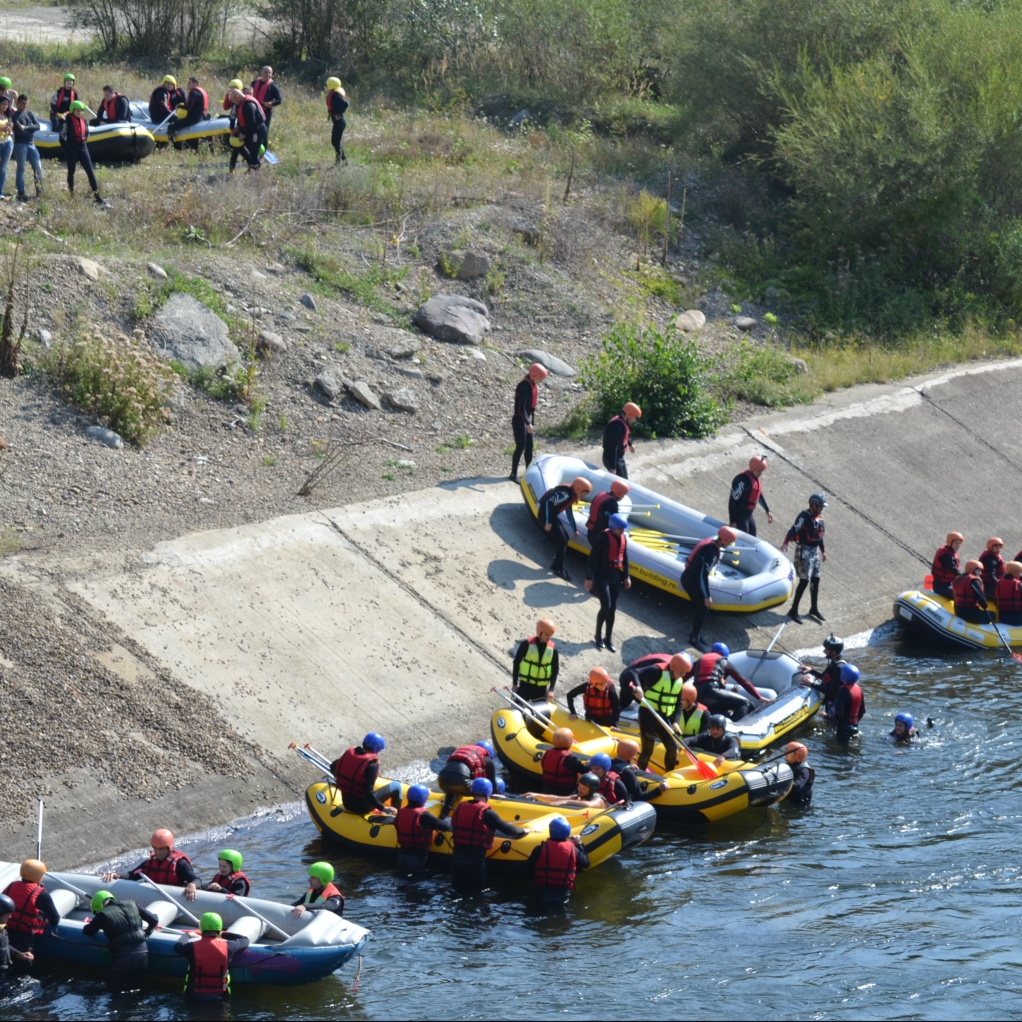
[36,328,52,348]
[85,425,123,449]
[265,263,285,274]
[151,292,238,371]
[676,309,706,333]
[413,295,490,345]
[518,348,576,378]
[257,330,287,355]
[514,223,541,246]
[346,379,381,410]
[735,316,758,331]
[77,257,106,282]
[364,325,421,359]
[315,370,343,401]
[300,293,317,311]
[385,388,419,413]
[386,335,421,359]
[438,250,491,280]
[147,262,168,280]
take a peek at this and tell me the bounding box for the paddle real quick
[986,610,1022,664]
[137,873,201,925]
[494,687,559,742]
[288,742,332,774]
[637,695,718,779]
[748,621,787,687]
[36,798,43,860]
[45,873,90,901]
[223,893,289,941]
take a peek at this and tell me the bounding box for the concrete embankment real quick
[3,358,1020,866]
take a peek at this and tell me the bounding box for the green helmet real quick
[200,911,223,933]
[63,73,75,82]
[0,78,11,89]
[69,100,86,112]
[308,861,334,884]
[91,890,114,913]
[218,849,243,872]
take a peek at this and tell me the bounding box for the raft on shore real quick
[33,120,156,162]
[128,101,233,147]
[521,454,793,612]
[894,589,1022,651]
[0,861,368,987]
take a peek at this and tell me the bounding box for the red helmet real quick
[946,531,964,545]
[151,828,175,850]
[610,480,630,498]
[528,362,548,382]
[669,652,692,675]
[588,666,610,687]
[717,526,738,546]
[551,728,574,749]
[536,617,556,636]
[571,476,593,496]
[622,402,642,419]
[748,455,768,472]
[785,742,807,763]
[964,559,983,574]
[987,537,1004,550]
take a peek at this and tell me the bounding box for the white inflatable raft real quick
[128,100,233,147]
[522,454,793,612]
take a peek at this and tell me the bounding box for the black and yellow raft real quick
[304,777,656,875]
[895,588,1022,651]
[492,705,793,823]
[34,121,156,162]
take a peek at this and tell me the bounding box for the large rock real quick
[151,292,237,371]
[385,388,419,413]
[438,250,491,280]
[257,330,287,355]
[77,257,106,282]
[315,369,343,401]
[364,325,421,359]
[518,348,576,378]
[85,425,123,449]
[735,316,758,331]
[676,309,706,332]
[346,380,381,410]
[300,293,317,311]
[413,295,490,345]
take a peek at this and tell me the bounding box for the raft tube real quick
[0,860,368,987]
[128,101,233,148]
[33,121,156,162]
[894,589,1022,651]
[304,777,655,874]
[522,454,793,612]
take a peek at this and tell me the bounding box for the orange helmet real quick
[946,531,964,545]
[964,559,983,574]
[718,526,738,546]
[151,828,175,850]
[551,728,574,749]
[528,362,548,382]
[1005,561,1022,578]
[987,537,1004,550]
[615,738,639,761]
[571,476,593,496]
[20,858,46,881]
[681,682,698,705]
[536,617,556,636]
[669,652,692,676]
[623,402,642,419]
[588,666,610,687]
[785,741,807,763]
[610,480,630,498]
[748,455,768,472]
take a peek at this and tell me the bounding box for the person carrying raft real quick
[979,537,1006,600]
[621,652,692,772]
[784,742,814,804]
[682,714,741,768]
[800,633,847,714]
[686,642,765,721]
[2,859,59,976]
[331,733,401,816]
[204,850,250,896]
[291,862,344,918]
[512,618,559,702]
[891,712,918,743]
[782,493,828,623]
[830,664,866,740]
[175,911,250,1001]
[451,778,529,893]
[729,455,774,536]
[602,402,642,477]
[586,479,629,546]
[996,561,1022,626]
[566,666,621,727]
[436,740,498,818]
[83,890,158,992]
[931,531,964,598]
[509,362,547,481]
[527,816,590,911]
[395,785,451,874]
[537,476,592,581]
[681,526,738,652]
[586,512,631,652]
[952,559,989,624]
[101,829,199,901]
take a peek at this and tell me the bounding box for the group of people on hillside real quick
[932,532,1022,625]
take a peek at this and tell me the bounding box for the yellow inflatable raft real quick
[894,589,1022,651]
[303,777,656,875]
[491,706,793,823]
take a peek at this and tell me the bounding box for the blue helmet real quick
[476,740,494,757]
[494,778,506,794]
[840,664,860,685]
[471,777,493,798]
[362,732,385,753]
[406,784,429,806]
[549,816,571,841]
[590,752,612,772]
[710,642,730,658]
[608,514,628,531]
[895,712,914,730]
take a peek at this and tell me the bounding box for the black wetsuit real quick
[787,762,814,804]
[290,888,344,914]
[602,416,630,477]
[587,529,630,646]
[328,90,349,161]
[680,538,720,641]
[511,637,559,702]
[832,683,866,740]
[511,377,536,478]
[149,86,185,124]
[728,471,770,537]
[620,663,684,771]
[806,657,846,715]
[437,752,498,817]
[536,485,579,574]
[565,680,621,726]
[83,899,158,992]
[683,731,741,760]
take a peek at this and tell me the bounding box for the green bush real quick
[47,329,175,444]
[577,322,725,438]
[714,342,816,408]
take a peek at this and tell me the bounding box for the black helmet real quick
[809,492,829,508]
[708,713,728,730]
[577,772,601,795]
[823,633,844,654]
[0,893,14,915]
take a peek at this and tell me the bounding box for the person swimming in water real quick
[891,712,918,743]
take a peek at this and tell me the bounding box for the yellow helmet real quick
[175,104,187,119]
[162,75,177,86]
[228,78,243,90]
[326,77,342,90]
[229,134,244,148]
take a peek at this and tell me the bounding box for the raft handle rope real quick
[351,954,363,992]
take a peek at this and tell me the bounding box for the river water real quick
[6,637,1022,1020]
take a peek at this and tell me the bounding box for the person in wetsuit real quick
[891,712,918,743]
[331,732,401,815]
[510,362,547,481]
[585,479,629,546]
[83,891,158,992]
[536,476,591,580]
[291,862,344,918]
[800,633,847,715]
[683,713,741,767]
[729,455,773,536]
[566,666,621,727]
[325,76,349,163]
[91,85,130,125]
[586,513,631,652]
[101,829,199,900]
[952,559,989,624]
[686,642,765,721]
[782,493,828,623]
[681,526,737,652]
[979,537,1006,601]
[831,663,866,740]
[587,753,630,805]
[2,859,59,974]
[0,892,35,995]
[621,652,691,772]
[784,742,814,804]
[436,741,498,817]
[204,849,250,897]
[931,531,964,598]
[451,778,528,893]
[250,66,283,136]
[149,75,185,124]
[175,911,250,1001]
[512,618,560,702]
[602,402,641,477]
[539,728,587,795]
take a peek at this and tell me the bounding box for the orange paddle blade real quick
[683,743,718,779]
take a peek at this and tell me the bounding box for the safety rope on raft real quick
[351,954,363,992]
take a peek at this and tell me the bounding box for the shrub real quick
[577,322,725,438]
[47,329,175,444]
[714,342,816,408]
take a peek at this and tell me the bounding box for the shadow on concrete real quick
[521,580,591,610]
[439,476,513,493]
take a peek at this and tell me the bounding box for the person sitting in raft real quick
[952,560,989,624]
[537,476,592,581]
[784,742,814,804]
[996,561,1022,626]
[102,829,199,901]
[891,712,918,743]
[685,642,766,721]
[682,714,741,768]
[526,815,590,911]
[175,911,250,1002]
[523,772,607,809]
[587,752,630,805]
[931,532,964,598]
[291,862,344,918]
[436,740,498,818]
[830,664,866,740]
[540,728,587,795]
[204,850,250,896]
[566,666,621,727]
[331,732,401,816]
[980,538,1006,601]
[512,618,560,702]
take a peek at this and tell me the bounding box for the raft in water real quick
[894,588,1022,651]
[521,454,793,612]
[33,120,156,162]
[0,860,368,987]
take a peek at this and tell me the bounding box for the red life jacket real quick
[236,99,264,131]
[541,748,577,794]
[137,849,191,886]
[931,545,960,586]
[608,414,630,449]
[251,78,272,107]
[996,577,1022,615]
[953,573,983,611]
[101,93,122,122]
[189,936,229,997]
[583,682,614,720]
[685,536,718,569]
[53,87,76,112]
[333,747,377,798]
[4,881,48,936]
[694,652,725,687]
[395,805,431,851]
[586,491,613,532]
[447,745,487,777]
[533,839,578,888]
[838,683,864,724]
[605,530,627,570]
[980,550,1005,589]
[629,652,671,672]
[452,799,494,850]
[736,469,761,513]
[598,769,624,804]
[69,114,88,143]
[793,513,825,546]
[223,92,234,111]
[209,870,250,896]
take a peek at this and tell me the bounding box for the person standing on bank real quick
[680,526,738,652]
[602,402,641,477]
[510,362,547,481]
[82,890,158,992]
[250,66,282,137]
[729,455,774,536]
[586,479,629,546]
[325,77,349,164]
[512,618,559,701]
[63,101,108,206]
[12,94,43,201]
[781,493,828,623]
[585,513,631,652]
[536,475,592,580]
